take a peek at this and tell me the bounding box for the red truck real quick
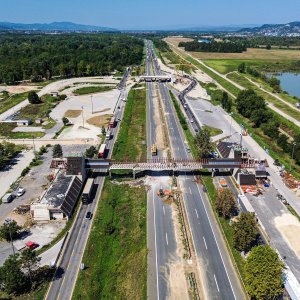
[98,144,106,158]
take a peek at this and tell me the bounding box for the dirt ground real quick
[64,109,82,118]
[86,114,112,128]
[274,213,300,259]
[153,86,167,152]
[0,85,40,94]
[165,37,194,47]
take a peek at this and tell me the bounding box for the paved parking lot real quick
[247,186,300,282]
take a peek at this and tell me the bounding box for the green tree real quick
[233,212,258,252]
[101,126,106,136]
[221,91,232,112]
[62,117,69,125]
[0,220,22,241]
[266,44,272,50]
[260,119,279,139]
[215,189,236,219]
[28,91,40,104]
[20,248,41,287]
[194,128,214,158]
[277,134,290,153]
[244,245,284,300]
[0,254,28,295]
[52,144,63,158]
[238,62,246,73]
[85,146,97,158]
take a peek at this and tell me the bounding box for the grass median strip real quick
[112,85,147,161]
[72,179,147,300]
[73,85,114,95]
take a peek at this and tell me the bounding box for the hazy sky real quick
[1,0,299,29]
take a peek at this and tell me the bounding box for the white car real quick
[16,188,25,197]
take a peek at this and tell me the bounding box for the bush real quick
[21,167,30,177]
[28,91,40,104]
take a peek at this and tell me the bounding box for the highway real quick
[45,70,131,300]
[148,40,244,299]
[146,41,181,299]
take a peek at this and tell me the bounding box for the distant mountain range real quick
[0,21,117,32]
[239,21,300,36]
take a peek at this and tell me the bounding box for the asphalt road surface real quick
[146,41,180,300]
[148,40,244,299]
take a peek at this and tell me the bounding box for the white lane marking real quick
[214,274,220,292]
[195,183,236,299]
[166,232,169,245]
[163,206,165,216]
[195,208,199,219]
[189,187,192,194]
[152,189,160,300]
[203,236,208,250]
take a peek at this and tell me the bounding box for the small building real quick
[50,91,59,97]
[16,118,32,126]
[31,171,82,221]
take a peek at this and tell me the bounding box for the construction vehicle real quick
[151,144,157,156]
[157,188,173,198]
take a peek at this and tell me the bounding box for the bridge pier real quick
[133,169,136,179]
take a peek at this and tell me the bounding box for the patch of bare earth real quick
[86,114,112,127]
[64,109,82,118]
[165,37,194,47]
[274,213,300,259]
[153,86,167,151]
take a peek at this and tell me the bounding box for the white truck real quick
[106,130,111,140]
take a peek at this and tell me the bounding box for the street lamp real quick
[5,219,15,256]
[240,124,244,147]
[229,112,233,136]
[81,106,85,128]
[90,95,94,114]
[32,135,36,158]
[290,142,297,172]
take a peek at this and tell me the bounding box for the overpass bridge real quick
[139,75,172,82]
[51,157,261,178]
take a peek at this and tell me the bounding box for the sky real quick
[0,0,299,29]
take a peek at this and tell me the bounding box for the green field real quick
[112,86,147,161]
[0,92,30,114]
[73,179,147,300]
[203,125,223,137]
[73,85,115,95]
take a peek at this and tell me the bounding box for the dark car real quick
[85,212,92,220]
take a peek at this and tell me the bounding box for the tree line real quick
[0,33,144,84]
[178,40,247,53]
[0,141,22,169]
[236,89,300,165]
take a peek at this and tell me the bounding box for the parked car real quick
[16,187,26,197]
[2,193,15,203]
[85,212,92,220]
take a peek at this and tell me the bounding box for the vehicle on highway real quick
[2,193,15,203]
[151,144,157,156]
[82,178,94,204]
[16,187,26,197]
[85,211,92,220]
[106,130,111,140]
[98,144,107,158]
[109,116,116,128]
[190,120,194,123]
[212,151,219,158]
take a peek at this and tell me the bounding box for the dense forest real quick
[0,34,144,84]
[178,40,247,53]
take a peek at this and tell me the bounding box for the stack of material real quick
[13,205,30,215]
[281,171,300,189]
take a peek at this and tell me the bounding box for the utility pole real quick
[240,124,244,147]
[229,112,233,136]
[81,106,85,128]
[90,95,94,114]
[32,135,36,157]
[290,142,297,172]
[5,219,15,256]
